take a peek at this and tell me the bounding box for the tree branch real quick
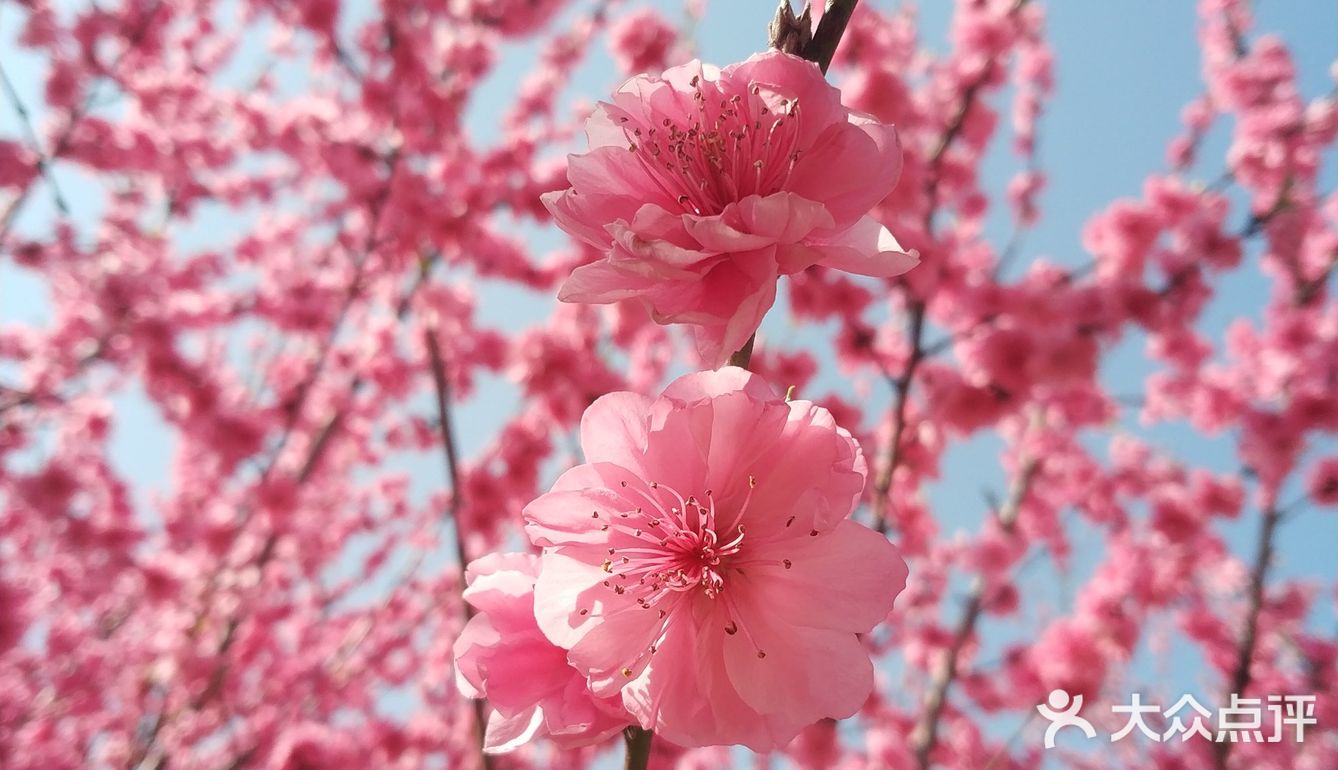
[425,326,494,770]
[622,726,655,770]
[735,1,864,371]
[871,303,924,535]
[0,1,165,243]
[1213,504,1281,770]
[805,1,860,74]
[0,63,70,216]
[912,455,1040,769]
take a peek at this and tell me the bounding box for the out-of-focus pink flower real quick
[523,368,907,749]
[453,552,629,753]
[544,52,917,364]
[1308,456,1338,506]
[608,9,678,75]
[455,0,563,37]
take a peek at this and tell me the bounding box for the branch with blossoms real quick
[456,2,920,766]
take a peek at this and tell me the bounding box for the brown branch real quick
[871,303,924,535]
[869,42,1004,536]
[0,1,165,243]
[911,456,1040,769]
[732,1,864,371]
[425,327,493,770]
[0,63,69,216]
[623,726,655,770]
[726,334,756,369]
[806,1,860,74]
[1213,504,1281,770]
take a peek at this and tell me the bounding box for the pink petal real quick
[658,367,779,403]
[461,552,540,629]
[787,121,902,229]
[815,214,919,277]
[544,146,678,249]
[725,52,845,149]
[453,614,571,713]
[532,549,634,651]
[483,707,543,754]
[721,614,874,726]
[568,599,666,697]
[621,612,784,751]
[580,392,652,470]
[681,213,776,253]
[742,519,907,632]
[734,193,834,244]
[679,248,779,366]
[557,260,656,304]
[523,464,644,546]
[734,400,867,540]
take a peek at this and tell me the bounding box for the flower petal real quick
[720,598,874,724]
[532,548,635,651]
[734,400,867,539]
[815,214,919,277]
[461,552,540,628]
[744,519,907,632]
[524,464,645,547]
[658,366,779,403]
[787,121,902,229]
[581,392,653,470]
[484,707,544,754]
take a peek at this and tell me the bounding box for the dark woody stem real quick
[622,726,655,770]
[729,1,862,370]
[727,334,757,368]
[804,0,861,74]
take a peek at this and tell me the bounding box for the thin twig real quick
[806,0,861,74]
[0,0,165,243]
[0,63,70,216]
[870,42,1003,536]
[871,303,924,535]
[1213,504,1281,770]
[623,726,655,770]
[911,455,1041,769]
[425,326,494,770]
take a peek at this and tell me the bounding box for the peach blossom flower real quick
[453,552,630,752]
[524,368,907,749]
[544,52,917,364]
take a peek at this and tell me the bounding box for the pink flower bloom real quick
[523,368,907,749]
[608,9,678,75]
[543,52,917,365]
[1308,456,1338,506]
[453,552,629,753]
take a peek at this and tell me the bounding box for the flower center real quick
[616,75,804,217]
[583,476,796,674]
[597,479,751,602]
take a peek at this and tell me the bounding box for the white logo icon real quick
[1036,689,1096,748]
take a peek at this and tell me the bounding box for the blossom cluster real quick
[458,368,907,751]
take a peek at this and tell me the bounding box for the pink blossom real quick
[1308,456,1338,506]
[608,9,678,75]
[453,552,629,752]
[523,368,907,749]
[543,52,917,364]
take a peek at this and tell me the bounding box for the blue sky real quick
[3,0,1337,764]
